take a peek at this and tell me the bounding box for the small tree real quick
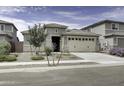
[28,24,47,55]
[45,39,63,66]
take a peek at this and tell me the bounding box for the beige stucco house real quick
[81,20,124,51]
[22,23,100,52]
[0,20,22,52]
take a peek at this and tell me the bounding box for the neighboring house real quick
[22,23,99,52]
[0,20,21,52]
[81,20,124,51]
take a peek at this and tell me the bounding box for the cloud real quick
[2,7,124,42]
[0,15,33,41]
[53,10,97,21]
[30,6,47,11]
[37,20,82,29]
[54,11,79,15]
[0,6,26,15]
[0,15,30,31]
[100,7,124,20]
[54,7,124,22]
[0,14,82,41]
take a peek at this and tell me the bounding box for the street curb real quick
[0,60,92,66]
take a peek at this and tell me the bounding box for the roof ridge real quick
[81,19,124,30]
[0,20,12,24]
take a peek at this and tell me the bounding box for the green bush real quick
[5,55,17,62]
[13,54,18,57]
[0,41,11,55]
[44,47,52,56]
[0,55,6,62]
[31,55,44,60]
[0,55,17,62]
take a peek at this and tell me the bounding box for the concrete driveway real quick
[72,53,124,64]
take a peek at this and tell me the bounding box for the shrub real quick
[31,55,44,60]
[0,55,6,62]
[109,48,124,57]
[44,47,52,56]
[13,54,18,57]
[0,41,11,55]
[5,55,17,62]
[116,48,124,57]
[0,55,17,62]
[109,48,118,55]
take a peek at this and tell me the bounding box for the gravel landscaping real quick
[13,53,83,62]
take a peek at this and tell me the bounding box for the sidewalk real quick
[0,59,124,67]
[0,62,124,74]
[0,60,90,66]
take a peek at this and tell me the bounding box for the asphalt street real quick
[0,65,124,85]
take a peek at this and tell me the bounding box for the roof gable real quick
[0,20,18,31]
[81,20,124,30]
[44,23,68,29]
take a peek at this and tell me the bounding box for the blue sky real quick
[0,6,124,41]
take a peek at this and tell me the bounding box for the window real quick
[76,38,78,40]
[92,38,94,41]
[0,25,4,31]
[111,23,119,30]
[85,38,88,41]
[79,38,81,41]
[72,38,74,40]
[82,38,84,41]
[56,29,58,33]
[68,37,71,40]
[5,25,12,31]
[89,38,91,41]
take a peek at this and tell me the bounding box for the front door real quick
[10,41,15,52]
[52,36,60,52]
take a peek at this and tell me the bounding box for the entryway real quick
[10,41,15,52]
[52,36,60,52]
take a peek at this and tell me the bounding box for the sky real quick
[0,6,124,41]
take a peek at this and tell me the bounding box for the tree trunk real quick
[46,54,50,66]
[30,44,33,55]
[44,44,51,66]
[56,51,62,65]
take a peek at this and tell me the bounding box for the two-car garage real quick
[62,30,100,52]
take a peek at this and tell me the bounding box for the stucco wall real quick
[91,24,106,49]
[105,22,124,31]
[23,27,66,52]
[0,36,7,41]
[22,26,99,52]
[105,37,114,49]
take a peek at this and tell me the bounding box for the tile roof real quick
[0,20,13,24]
[62,29,100,36]
[81,20,124,30]
[44,23,68,28]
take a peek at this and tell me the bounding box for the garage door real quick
[118,38,124,48]
[67,37,96,52]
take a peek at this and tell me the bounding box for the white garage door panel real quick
[68,41,96,52]
[118,38,124,48]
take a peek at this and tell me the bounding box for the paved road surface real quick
[0,64,124,85]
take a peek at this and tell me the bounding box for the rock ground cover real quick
[13,53,83,62]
